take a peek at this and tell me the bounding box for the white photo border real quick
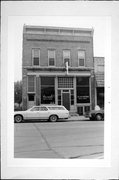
[1,1,119,179]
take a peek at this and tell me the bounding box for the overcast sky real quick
[11,16,109,82]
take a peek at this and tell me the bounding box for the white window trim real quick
[63,50,71,66]
[48,49,56,67]
[32,48,40,66]
[78,50,86,67]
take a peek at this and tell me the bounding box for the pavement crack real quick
[69,151,104,159]
[32,123,64,158]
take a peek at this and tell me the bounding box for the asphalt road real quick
[14,120,104,159]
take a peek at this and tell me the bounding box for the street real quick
[14,120,104,159]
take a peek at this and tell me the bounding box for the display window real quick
[97,87,104,108]
[41,77,55,104]
[28,76,35,92]
[76,77,90,103]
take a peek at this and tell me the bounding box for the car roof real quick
[32,105,64,107]
[41,104,63,106]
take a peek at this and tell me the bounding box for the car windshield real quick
[48,106,65,110]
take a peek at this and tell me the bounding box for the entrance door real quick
[62,93,70,110]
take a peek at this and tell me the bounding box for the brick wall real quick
[23,33,94,68]
[22,26,94,111]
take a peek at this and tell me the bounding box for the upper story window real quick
[32,49,40,66]
[63,50,70,66]
[78,50,85,67]
[48,50,55,66]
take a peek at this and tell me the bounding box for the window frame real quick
[63,50,71,66]
[76,77,90,104]
[78,50,86,67]
[32,48,40,66]
[48,49,56,67]
[47,106,65,110]
[58,77,73,89]
[27,75,36,93]
[41,77,55,104]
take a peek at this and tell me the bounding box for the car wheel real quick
[14,115,23,123]
[95,114,102,121]
[49,115,58,122]
[90,117,93,121]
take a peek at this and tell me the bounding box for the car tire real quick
[49,115,58,122]
[90,117,93,121]
[95,114,102,121]
[14,115,23,123]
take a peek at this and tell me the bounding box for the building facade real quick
[94,57,104,108]
[22,25,96,115]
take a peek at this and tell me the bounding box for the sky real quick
[11,16,109,82]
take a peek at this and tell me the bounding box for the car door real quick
[26,106,40,119]
[39,107,49,119]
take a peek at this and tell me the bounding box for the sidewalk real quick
[67,115,89,121]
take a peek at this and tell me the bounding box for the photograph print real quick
[14,16,106,159]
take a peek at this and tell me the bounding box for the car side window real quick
[48,107,65,110]
[39,107,48,111]
[30,107,40,111]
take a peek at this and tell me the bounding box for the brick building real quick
[22,25,96,115]
[94,57,104,108]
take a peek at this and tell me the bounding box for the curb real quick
[67,116,89,121]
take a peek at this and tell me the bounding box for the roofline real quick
[23,25,94,35]
[23,24,93,32]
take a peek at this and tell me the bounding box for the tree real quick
[14,80,22,108]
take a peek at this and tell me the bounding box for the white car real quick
[14,105,69,123]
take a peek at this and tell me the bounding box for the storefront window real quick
[28,94,35,101]
[28,76,35,92]
[58,77,73,88]
[76,77,90,103]
[71,89,74,105]
[97,87,104,108]
[58,90,61,105]
[41,77,55,104]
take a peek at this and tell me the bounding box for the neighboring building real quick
[22,25,96,115]
[94,57,104,108]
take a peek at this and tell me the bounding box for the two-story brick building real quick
[22,25,96,115]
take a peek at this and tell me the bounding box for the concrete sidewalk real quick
[67,115,89,121]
